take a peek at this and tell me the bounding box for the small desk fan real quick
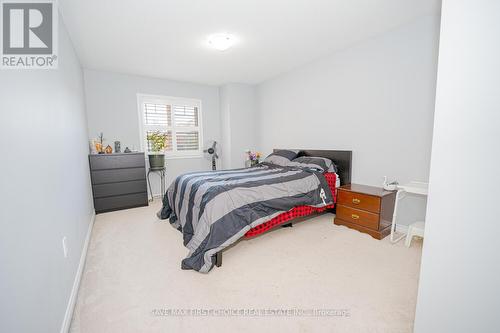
[204,141,219,170]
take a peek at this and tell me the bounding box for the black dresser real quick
[89,153,148,213]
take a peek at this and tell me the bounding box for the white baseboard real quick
[394,223,409,234]
[60,211,96,333]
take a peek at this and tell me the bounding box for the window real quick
[138,94,203,157]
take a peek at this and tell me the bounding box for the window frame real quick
[137,93,204,159]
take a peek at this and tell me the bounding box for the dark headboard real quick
[274,149,352,185]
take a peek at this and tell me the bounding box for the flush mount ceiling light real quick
[207,33,237,51]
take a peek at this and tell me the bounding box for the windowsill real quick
[165,154,204,160]
[144,154,203,160]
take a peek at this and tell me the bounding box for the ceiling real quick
[59,0,440,86]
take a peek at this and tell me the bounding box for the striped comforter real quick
[158,164,334,273]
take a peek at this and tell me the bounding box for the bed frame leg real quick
[215,251,222,267]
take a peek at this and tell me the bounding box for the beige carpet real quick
[70,201,422,333]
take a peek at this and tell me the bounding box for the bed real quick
[158,149,352,273]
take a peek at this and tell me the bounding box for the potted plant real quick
[245,150,261,167]
[146,131,168,169]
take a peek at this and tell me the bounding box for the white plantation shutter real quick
[176,131,199,151]
[173,105,200,151]
[139,95,202,156]
[143,103,173,152]
[173,105,198,127]
[144,103,171,126]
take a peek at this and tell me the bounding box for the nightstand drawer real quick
[336,204,379,230]
[337,190,380,213]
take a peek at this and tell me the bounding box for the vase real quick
[148,154,165,169]
[114,141,121,153]
[95,142,103,154]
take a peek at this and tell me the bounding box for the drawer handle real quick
[351,214,360,220]
[352,198,361,204]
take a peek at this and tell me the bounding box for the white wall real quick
[256,14,440,225]
[219,84,257,169]
[83,70,221,194]
[414,1,500,332]
[219,85,232,169]
[0,18,94,333]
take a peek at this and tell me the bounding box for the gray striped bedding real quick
[158,164,334,273]
[262,149,299,166]
[288,156,337,173]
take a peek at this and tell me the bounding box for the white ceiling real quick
[59,0,440,86]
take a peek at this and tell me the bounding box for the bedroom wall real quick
[219,83,257,169]
[415,1,500,332]
[83,70,221,195]
[0,16,94,333]
[256,14,440,226]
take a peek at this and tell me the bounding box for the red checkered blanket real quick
[244,172,337,238]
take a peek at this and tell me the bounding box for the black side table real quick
[147,167,166,202]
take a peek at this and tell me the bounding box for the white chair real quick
[405,221,425,247]
[390,181,428,244]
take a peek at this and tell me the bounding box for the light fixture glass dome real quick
[207,33,237,51]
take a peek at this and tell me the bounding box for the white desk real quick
[390,181,429,243]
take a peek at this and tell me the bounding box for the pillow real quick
[263,150,299,166]
[288,156,337,173]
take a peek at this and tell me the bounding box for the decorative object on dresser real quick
[334,184,396,240]
[114,141,121,153]
[96,132,105,154]
[89,152,148,213]
[89,139,98,154]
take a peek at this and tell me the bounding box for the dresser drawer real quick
[94,192,148,213]
[336,204,379,230]
[337,190,380,213]
[89,153,145,170]
[92,180,147,198]
[91,167,146,185]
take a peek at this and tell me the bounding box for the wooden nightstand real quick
[334,184,396,239]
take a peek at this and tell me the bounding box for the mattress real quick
[244,172,337,238]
